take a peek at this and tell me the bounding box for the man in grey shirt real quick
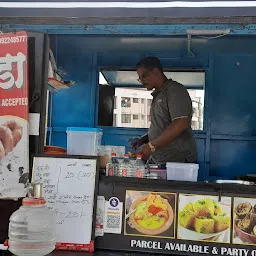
[131,57,197,164]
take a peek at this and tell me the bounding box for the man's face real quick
[137,66,158,90]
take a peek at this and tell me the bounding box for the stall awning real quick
[0,1,256,20]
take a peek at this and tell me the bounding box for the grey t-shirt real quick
[148,79,197,164]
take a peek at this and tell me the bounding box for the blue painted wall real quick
[48,35,256,180]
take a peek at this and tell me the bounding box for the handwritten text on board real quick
[32,157,97,245]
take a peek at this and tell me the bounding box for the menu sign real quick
[122,192,256,256]
[96,188,256,256]
[0,31,29,198]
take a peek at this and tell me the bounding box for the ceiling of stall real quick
[53,34,256,54]
[101,70,205,88]
[1,0,256,23]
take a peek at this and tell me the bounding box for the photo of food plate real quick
[0,116,29,198]
[233,197,256,245]
[125,191,176,238]
[178,194,231,243]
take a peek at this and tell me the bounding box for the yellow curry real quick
[133,193,169,230]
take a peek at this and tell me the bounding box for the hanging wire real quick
[187,31,230,57]
[187,34,195,57]
[197,33,229,40]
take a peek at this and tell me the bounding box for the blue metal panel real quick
[204,55,214,178]
[43,35,256,55]
[97,52,209,68]
[97,52,145,68]
[51,132,67,149]
[210,140,256,178]
[211,54,256,136]
[45,33,256,180]
[101,70,204,88]
[52,37,96,127]
[3,25,256,35]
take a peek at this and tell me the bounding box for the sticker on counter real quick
[178,194,232,243]
[104,197,123,234]
[29,113,40,136]
[95,196,105,237]
[233,197,256,245]
[124,190,176,239]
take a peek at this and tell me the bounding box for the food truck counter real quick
[95,175,256,255]
[99,175,256,194]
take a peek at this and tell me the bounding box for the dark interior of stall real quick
[47,32,256,181]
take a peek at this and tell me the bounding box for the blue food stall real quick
[0,1,256,255]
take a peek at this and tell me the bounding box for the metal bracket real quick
[29,92,40,110]
[218,189,222,202]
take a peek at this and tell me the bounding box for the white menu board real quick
[32,156,98,245]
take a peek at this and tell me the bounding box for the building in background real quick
[113,87,204,130]
[113,88,153,128]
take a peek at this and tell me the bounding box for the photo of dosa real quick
[178,194,231,243]
[125,191,176,238]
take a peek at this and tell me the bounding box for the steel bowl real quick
[205,180,255,185]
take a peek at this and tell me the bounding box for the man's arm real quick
[151,117,188,149]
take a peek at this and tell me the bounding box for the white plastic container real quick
[166,162,199,182]
[67,127,102,156]
[8,197,56,256]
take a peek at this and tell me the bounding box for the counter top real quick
[0,250,163,256]
[100,175,256,194]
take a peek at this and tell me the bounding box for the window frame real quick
[121,114,132,124]
[96,67,207,133]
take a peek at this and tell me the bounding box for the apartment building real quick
[113,87,204,130]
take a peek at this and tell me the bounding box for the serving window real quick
[98,69,205,131]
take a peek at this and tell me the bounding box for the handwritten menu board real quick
[32,156,98,251]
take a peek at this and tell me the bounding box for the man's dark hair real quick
[136,56,163,72]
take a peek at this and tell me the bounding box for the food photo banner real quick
[96,190,256,256]
[0,31,29,198]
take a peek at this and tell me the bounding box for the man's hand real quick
[129,134,149,150]
[139,144,152,160]
[129,137,141,150]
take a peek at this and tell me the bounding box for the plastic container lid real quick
[124,154,129,157]
[136,154,142,159]
[22,198,46,205]
[66,127,102,132]
[166,162,199,168]
[111,152,116,156]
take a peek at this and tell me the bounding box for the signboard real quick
[0,31,29,198]
[96,183,256,256]
[32,155,99,252]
